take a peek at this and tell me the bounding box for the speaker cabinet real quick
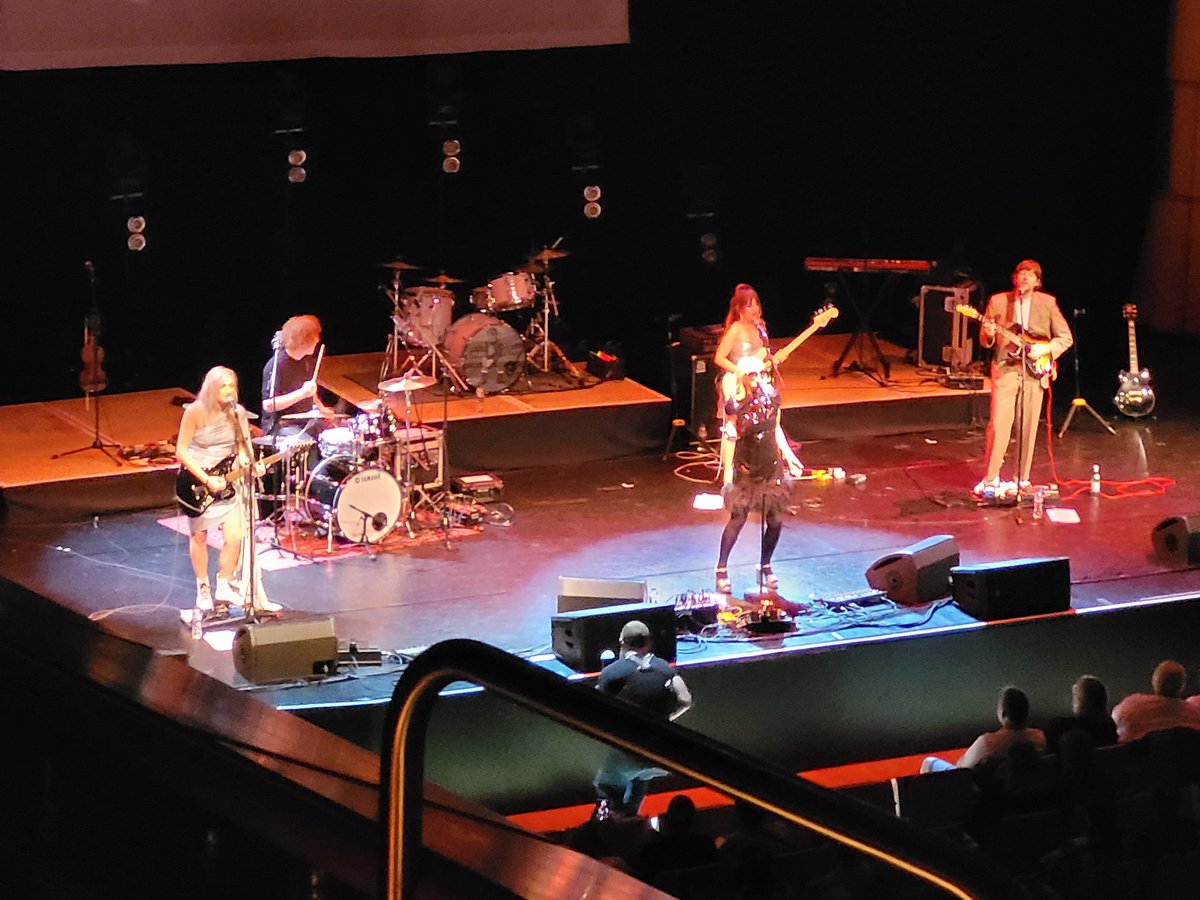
[951,557,1071,621]
[865,534,960,605]
[1151,514,1200,565]
[232,616,338,683]
[551,601,676,673]
[557,576,648,613]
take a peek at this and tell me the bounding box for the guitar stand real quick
[1057,309,1115,438]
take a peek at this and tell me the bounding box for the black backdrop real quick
[0,2,1171,409]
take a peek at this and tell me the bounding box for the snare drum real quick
[318,426,356,459]
[443,313,526,394]
[473,272,537,312]
[397,286,454,346]
[303,455,403,543]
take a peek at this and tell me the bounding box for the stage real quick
[2,339,1199,809]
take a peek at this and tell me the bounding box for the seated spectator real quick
[630,794,717,882]
[1044,675,1119,755]
[1111,659,1200,743]
[715,801,796,899]
[921,685,1046,773]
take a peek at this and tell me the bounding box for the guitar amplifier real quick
[918,285,974,370]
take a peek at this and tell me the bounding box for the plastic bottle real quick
[191,607,203,640]
[1090,464,1101,495]
[1032,486,1045,519]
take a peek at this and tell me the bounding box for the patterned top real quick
[727,378,781,438]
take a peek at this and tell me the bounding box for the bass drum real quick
[303,455,403,544]
[443,313,525,394]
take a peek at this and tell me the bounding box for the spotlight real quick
[287,149,307,167]
[441,138,461,174]
[583,201,602,219]
[126,215,146,234]
[288,166,308,183]
[127,233,147,252]
[583,184,602,202]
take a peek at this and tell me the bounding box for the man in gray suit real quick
[974,259,1073,494]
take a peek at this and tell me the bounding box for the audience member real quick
[921,686,1046,773]
[1111,659,1200,743]
[1044,675,1119,755]
[630,794,717,883]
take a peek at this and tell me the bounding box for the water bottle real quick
[1032,486,1045,520]
[190,607,203,640]
[1090,464,1101,495]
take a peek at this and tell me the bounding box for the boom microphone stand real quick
[1057,308,1116,437]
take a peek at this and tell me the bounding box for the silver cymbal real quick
[378,374,436,393]
[281,409,331,420]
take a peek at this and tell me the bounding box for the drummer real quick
[261,314,334,441]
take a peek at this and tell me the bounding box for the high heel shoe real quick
[715,567,732,594]
[756,564,779,591]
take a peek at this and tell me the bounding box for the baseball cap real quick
[619,620,651,644]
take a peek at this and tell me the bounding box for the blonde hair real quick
[196,366,239,412]
[281,315,321,353]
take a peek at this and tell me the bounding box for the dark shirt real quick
[598,653,680,719]
[261,350,317,435]
[1044,715,1119,755]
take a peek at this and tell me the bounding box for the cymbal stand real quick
[525,266,580,379]
[382,269,409,381]
[264,442,312,562]
[1058,307,1116,438]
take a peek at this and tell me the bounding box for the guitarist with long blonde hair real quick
[973,259,1073,495]
[177,366,257,614]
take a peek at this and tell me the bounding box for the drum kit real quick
[254,381,446,555]
[379,246,581,396]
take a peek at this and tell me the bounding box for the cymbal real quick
[378,259,422,271]
[358,398,384,413]
[528,247,569,261]
[378,374,436,393]
[426,273,464,285]
[280,409,327,420]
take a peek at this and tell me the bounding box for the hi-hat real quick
[378,374,436,393]
[378,259,422,271]
[528,247,569,261]
[426,273,464,285]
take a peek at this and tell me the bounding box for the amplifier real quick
[452,472,504,502]
[392,424,444,489]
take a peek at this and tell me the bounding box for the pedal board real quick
[452,472,504,502]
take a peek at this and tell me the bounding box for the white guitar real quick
[720,304,839,406]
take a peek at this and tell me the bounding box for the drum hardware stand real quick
[524,269,581,381]
[1058,308,1116,438]
[53,262,124,466]
[399,316,472,394]
[346,504,384,559]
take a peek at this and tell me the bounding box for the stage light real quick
[126,215,146,234]
[700,232,717,248]
[442,156,461,174]
[127,233,147,252]
[442,139,461,157]
[441,138,462,174]
[287,149,307,166]
[583,201,602,219]
[288,166,308,183]
[583,184,602,202]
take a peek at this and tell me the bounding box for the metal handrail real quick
[381,638,1027,899]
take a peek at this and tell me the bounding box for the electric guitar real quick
[955,304,1057,388]
[1114,303,1155,418]
[720,304,839,406]
[175,441,312,517]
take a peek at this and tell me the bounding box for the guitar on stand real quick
[955,305,1058,388]
[1114,304,1156,418]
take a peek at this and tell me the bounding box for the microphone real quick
[271,330,282,351]
[371,512,389,531]
[84,261,95,286]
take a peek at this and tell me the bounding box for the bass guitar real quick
[1114,303,1155,418]
[720,304,839,406]
[955,304,1057,388]
[175,441,312,517]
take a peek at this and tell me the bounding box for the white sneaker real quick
[972,477,999,496]
[195,583,214,611]
[214,577,242,606]
[256,597,283,613]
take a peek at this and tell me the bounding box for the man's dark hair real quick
[998,686,1031,728]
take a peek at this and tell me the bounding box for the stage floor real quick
[0,395,1196,712]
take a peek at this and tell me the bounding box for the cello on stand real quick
[53,261,124,465]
